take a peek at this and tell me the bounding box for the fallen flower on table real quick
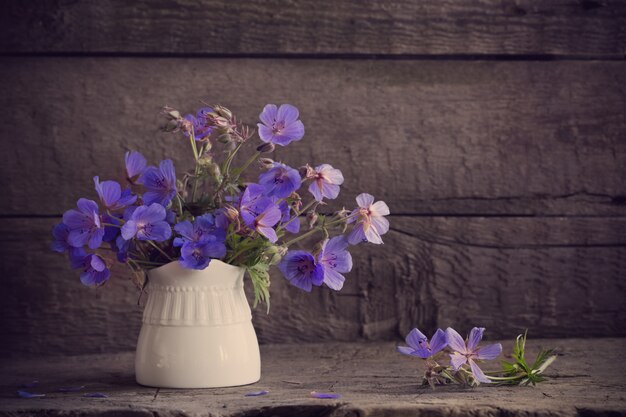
[17,390,45,398]
[310,391,341,399]
[244,390,269,397]
[83,392,108,398]
[397,327,557,388]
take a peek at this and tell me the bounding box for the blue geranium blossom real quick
[94,176,136,210]
[69,250,110,286]
[121,203,172,242]
[278,250,324,292]
[183,107,214,140]
[125,151,146,183]
[397,328,448,359]
[257,104,305,146]
[317,236,352,291]
[259,162,301,199]
[174,214,227,270]
[62,198,105,250]
[140,159,177,206]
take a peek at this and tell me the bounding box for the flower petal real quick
[17,390,45,398]
[370,200,390,216]
[347,223,366,245]
[429,328,448,354]
[446,328,467,354]
[83,392,108,398]
[356,193,375,208]
[467,327,485,352]
[370,216,390,235]
[257,225,278,243]
[277,104,300,125]
[244,390,269,397]
[396,346,416,356]
[469,359,491,383]
[310,391,340,399]
[405,328,427,350]
[121,221,138,240]
[449,352,467,370]
[259,104,278,126]
[476,343,502,360]
[322,267,345,291]
[363,223,383,244]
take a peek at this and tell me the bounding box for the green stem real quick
[145,240,174,261]
[102,223,121,228]
[232,151,261,178]
[176,193,185,216]
[189,129,199,161]
[276,200,316,232]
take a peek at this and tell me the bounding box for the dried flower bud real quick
[299,164,315,179]
[223,204,239,221]
[212,116,231,128]
[161,106,182,120]
[259,158,275,169]
[213,105,233,120]
[256,142,275,153]
[306,211,319,229]
[207,163,221,180]
[180,118,193,134]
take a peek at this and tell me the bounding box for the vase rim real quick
[149,259,244,274]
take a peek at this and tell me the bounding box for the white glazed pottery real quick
[135,260,261,388]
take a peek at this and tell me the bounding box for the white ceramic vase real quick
[135,260,261,388]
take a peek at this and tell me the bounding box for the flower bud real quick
[299,164,315,179]
[218,133,232,144]
[259,158,275,169]
[223,204,239,221]
[213,105,233,120]
[256,142,275,153]
[161,106,182,120]
[306,211,319,229]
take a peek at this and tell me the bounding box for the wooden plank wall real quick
[1,1,625,357]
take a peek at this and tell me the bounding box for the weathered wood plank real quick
[1,0,626,57]
[0,58,625,216]
[1,340,625,417]
[2,217,624,357]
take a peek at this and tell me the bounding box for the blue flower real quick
[94,176,137,210]
[173,213,226,247]
[139,159,177,206]
[71,252,111,287]
[259,162,301,198]
[317,236,352,291]
[276,199,300,234]
[62,198,104,249]
[121,203,172,242]
[124,151,147,183]
[447,327,502,384]
[257,104,305,146]
[397,328,448,359]
[183,107,214,140]
[179,237,227,270]
[278,250,324,292]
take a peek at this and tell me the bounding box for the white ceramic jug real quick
[135,260,261,388]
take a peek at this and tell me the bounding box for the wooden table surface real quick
[1,338,625,417]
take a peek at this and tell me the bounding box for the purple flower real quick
[397,328,447,359]
[173,214,226,247]
[140,159,177,206]
[83,392,108,398]
[278,251,324,292]
[347,193,390,245]
[94,176,137,210]
[102,214,121,242]
[257,104,305,146]
[114,235,131,263]
[317,236,352,291]
[75,253,111,286]
[244,390,269,397]
[308,164,344,202]
[62,198,104,249]
[121,203,172,242]
[178,237,226,270]
[51,223,71,253]
[183,107,213,140]
[446,327,502,384]
[259,162,302,198]
[277,199,300,234]
[240,184,271,226]
[125,151,146,182]
[252,203,282,242]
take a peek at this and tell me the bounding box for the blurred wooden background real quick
[1,0,625,357]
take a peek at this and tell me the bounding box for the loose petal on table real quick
[58,385,85,392]
[310,391,341,399]
[17,391,45,398]
[83,392,108,398]
[244,390,269,397]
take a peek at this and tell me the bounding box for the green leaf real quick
[247,262,271,313]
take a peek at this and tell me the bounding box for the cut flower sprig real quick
[52,103,390,310]
[397,327,557,389]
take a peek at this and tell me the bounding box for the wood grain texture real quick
[1,340,625,417]
[1,58,625,216]
[2,217,624,357]
[2,0,626,57]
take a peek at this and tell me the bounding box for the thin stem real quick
[145,240,174,261]
[189,129,199,161]
[132,259,168,266]
[276,199,316,232]
[232,150,261,178]
[103,223,121,228]
[176,193,185,216]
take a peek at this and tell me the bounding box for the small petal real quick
[429,329,448,355]
[244,390,269,397]
[277,104,300,125]
[396,346,416,356]
[17,390,45,398]
[310,392,341,399]
[370,200,390,216]
[356,193,375,208]
[449,352,467,371]
[405,328,427,350]
[322,267,345,291]
[83,392,108,398]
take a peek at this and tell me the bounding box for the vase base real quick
[135,321,261,389]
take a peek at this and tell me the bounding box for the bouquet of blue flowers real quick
[51,103,390,308]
